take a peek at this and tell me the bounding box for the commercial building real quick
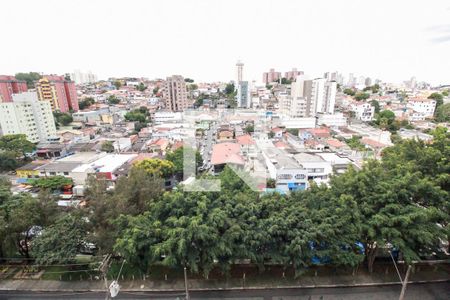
[0,92,57,143]
[0,75,28,103]
[162,75,189,111]
[35,75,79,112]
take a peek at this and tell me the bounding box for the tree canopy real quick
[30,176,73,190]
[15,72,41,88]
[0,134,35,158]
[107,95,121,105]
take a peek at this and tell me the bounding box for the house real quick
[218,130,234,141]
[147,138,170,154]
[236,134,256,158]
[36,143,68,159]
[271,127,283,138]
[210,142,245,174]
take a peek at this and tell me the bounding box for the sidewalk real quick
[0,265,448,292]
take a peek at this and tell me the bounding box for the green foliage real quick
[184,78,194,83]
[107,95,120,105]
[136,82,147,92]
[266,84,273,90]
[133,158,175,178]
[78,97,95,110]
[281,77,292,85]
[354,92,370,101]
[165,147,202,176]
[188,84,198,91]
[15,72,41,88]
[30,176,73,190]
[224,83,235,95]
[286,128,299,136]
[244,124,254,133]
[442,89,449,97]
[345,136,366,151]
[53,112,73,126]
[153,87,159,95]
[0,134,35,158]
[374,110,397,131]
[343,88,355,96]
[32,213,88,265]
[124,107,150,130]
[0,151,20,171]
[113,81,122,90]
[435,103,450,122]
[370,100,380,114]
[101,141,115,153]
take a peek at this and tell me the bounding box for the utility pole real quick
[184,267,189,300]
[99,254,112,300]
[399,265,412,300]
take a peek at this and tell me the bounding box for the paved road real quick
[0,282,448,300]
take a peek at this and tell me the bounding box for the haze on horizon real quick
[1,0,450,85]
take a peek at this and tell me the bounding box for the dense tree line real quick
[0,129,448,277]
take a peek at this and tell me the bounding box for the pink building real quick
[262,69,281,84]
[36,75,79,112]
[0,75,28,102]
[285,68,303,80]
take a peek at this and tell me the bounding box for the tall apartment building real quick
[0,75,28,103]
[162,75,189,111]
[281,76,336,118]
[35,75,79,112]
[237,81,250,108]
[262,68,281,84]
[0,92,57,143]
[285,68,303,80]
[70,70,98,84]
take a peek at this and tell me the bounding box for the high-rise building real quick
[0,92,57,143]
[285,68,303,81]
[365,77,372,87]
[324,72,338,82]
[262,68,282,84]
[236,60,244,83]
[162,75,189,111]
[35,75,79,112]
[0,75,28,103]
[237,81,250,108]
[282,76,337,118]
[70,70,98,84]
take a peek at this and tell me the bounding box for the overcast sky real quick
[1,0,450,85]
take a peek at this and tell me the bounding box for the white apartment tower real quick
[162,75,189,111]
[0,92,57,143]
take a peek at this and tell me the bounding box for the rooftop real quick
[211,142,245,165]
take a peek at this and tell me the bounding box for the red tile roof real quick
[326,139,346,148]
[236,134,255,145]
[211,142,245,165]
[361,138,387,148]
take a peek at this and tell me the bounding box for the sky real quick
[1,0,450,85]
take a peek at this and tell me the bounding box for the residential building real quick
[0,92,57,143]
[317,113,347,127]
[162,75,188,111]
[211,142,245,174]
[70,70,98,84]
[351,102,375,122]
[35,75,79,112]
[285,68,303,80]
[407,98,436,118]
[237,81,250,108]
[0,75,28,103]
[236,60,244,82]
[262,68,281,84]
[154,111,183,124]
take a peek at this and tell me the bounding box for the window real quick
[49,172,56,175]
[63,172,69,175]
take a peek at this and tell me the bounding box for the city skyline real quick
[1,0,450,85]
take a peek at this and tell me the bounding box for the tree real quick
[107,95,120,105]
[184,78,194,83]
[101,141,115,153]
[224,83,235,95]
[442,89,449,97]
[435,103,450,122]
[0,151,19,171]
[54,113,73,126]
[124,111,146,123]
[188,83,198,91]
[0,134,35,158]
[345,136,366,151]
[78,97,95,110]
[428,92,444,108]
[113,81,122,90]
[166,147,202,177]
[329,160,446,272]
[370,100,380,114]
[15,72,41,88]
[374,110,396,130]
[153,87,159,95]
[343,88,355,96]
[281,77,292,85]
[354,92,370,101]
[266,84,273,90]
[286,128,299,136]
[136,82,147,92]
[244,124,254,134]
[32,213,88,265]
[133,158,175,178]
[29,176,73,190]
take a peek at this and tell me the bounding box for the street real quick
[0,282,448,300]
